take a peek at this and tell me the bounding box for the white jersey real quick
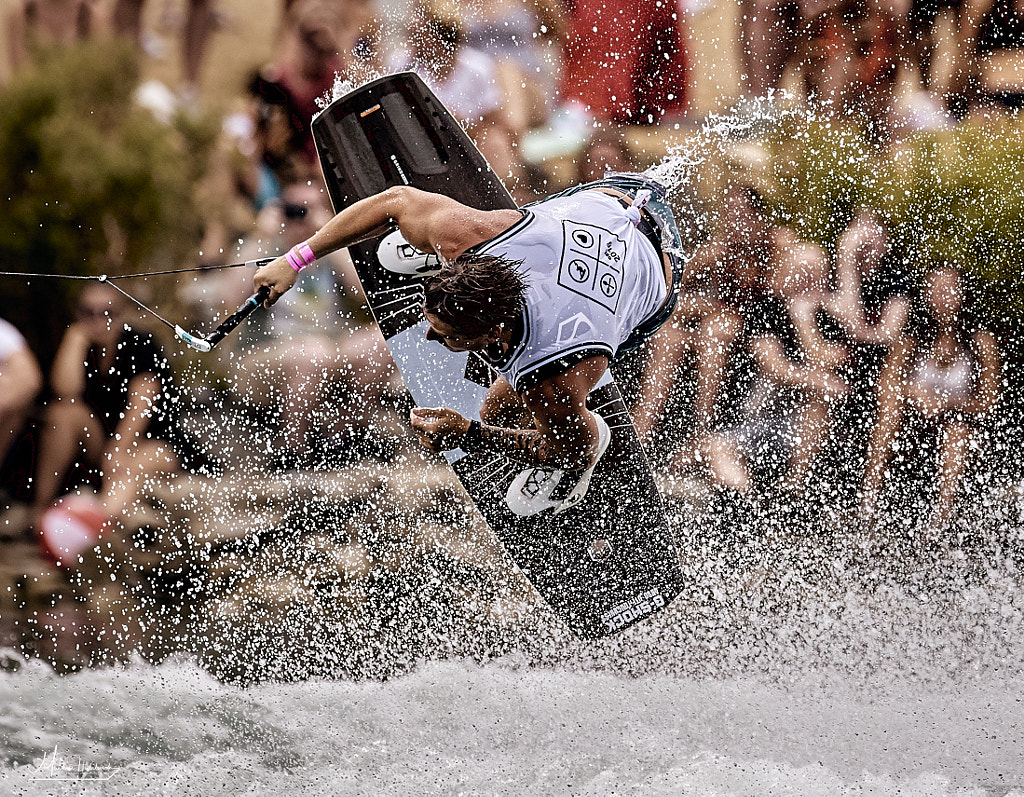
[476,190,666,392]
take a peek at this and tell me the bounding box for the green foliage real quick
[760,116,1024,337]
[0,40,216,363]
[766,117,878,247]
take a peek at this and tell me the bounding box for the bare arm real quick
[830,224,869,335]
[108,374,162,453]
[831,221,908,346]
[965,331,1002,416]
[49,325,91,399]
[752,336,849,398]
[411,356,609,470]
[502,358,606,469]
[254,186,519,306]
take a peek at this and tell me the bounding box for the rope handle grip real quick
[176,283,271,352]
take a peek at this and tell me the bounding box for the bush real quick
[0,41,215,366]
[760,114,1024,340]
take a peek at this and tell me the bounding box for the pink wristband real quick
[286,241,316,272]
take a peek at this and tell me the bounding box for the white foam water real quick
[1,654,1021,795]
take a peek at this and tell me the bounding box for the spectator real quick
[0,318,43,479]
[561,0,690,124]
[226,179,399,470]
[828,208,910,350]
[961,0,1024,115]
[29,283,179,522]
[802,0,901,135]
[741,0,805,98]
[462,0,566,132]
[697,243,851,495]
[390,0,524,195]
[6,0,97,75]
[741,0,901,129]
[575,127,636,184]
[905,0,970,103]
[196,1,379,266]
[860,264,1001,532]
[824,208,912,468]
[194,72,310,265]
[111,0,216,97]
[632,179,792,455]
[261,0,351,170]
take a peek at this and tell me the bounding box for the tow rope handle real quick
[175,284,271,352]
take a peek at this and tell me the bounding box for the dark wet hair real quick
[422,253,526,337]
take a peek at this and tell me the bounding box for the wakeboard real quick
[311,72,684,638]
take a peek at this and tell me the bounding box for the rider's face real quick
[423,311,493,352]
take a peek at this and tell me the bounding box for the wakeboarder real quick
[254,174,683,512]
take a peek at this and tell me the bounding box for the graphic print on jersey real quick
[558,221,626,314]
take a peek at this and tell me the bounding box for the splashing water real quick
[4,79,1024,795]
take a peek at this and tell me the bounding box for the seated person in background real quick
[0,317,43,476]
[699,243,851,495]
[905,0,979,110]
[860,264,1001,533]
[828,208,910,349]
[193,73,310,266]
[261,0,349,170]
[226,179,399,470]
[802,0,900,134]
[462,0,566,133]
[30,283,178,522]
[740,0,805,99]
[632,180,793,455]
[825,208,911,448]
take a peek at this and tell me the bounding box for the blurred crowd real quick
[634,185,1001,536]
[0,0,1013,555]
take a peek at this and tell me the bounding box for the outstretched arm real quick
[254,186,519,306]
[752,335,849,399]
